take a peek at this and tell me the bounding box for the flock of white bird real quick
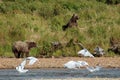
[16,48,102,73]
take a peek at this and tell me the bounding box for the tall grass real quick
[0,0,119,57]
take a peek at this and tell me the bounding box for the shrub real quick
[8,26,25,41]
[38,3,54,19]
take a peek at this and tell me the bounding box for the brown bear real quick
[62,14,79,31]
[12,41,37,58]
[108,37,120,54]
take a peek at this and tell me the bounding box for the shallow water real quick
[0,68,120,80]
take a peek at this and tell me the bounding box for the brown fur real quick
[108,37,120,54]
[12,41,36,58]
[62,14,79,31]
[51,42,63,51]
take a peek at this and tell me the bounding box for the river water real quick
[0,68,120,80]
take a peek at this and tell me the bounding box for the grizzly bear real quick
[62,14,79,31]
[108,37,120,54]
[12,41,37,58]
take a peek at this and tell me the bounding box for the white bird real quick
[64,61,78,69]
[16,58,28,73]
[26,57,38,65]
[64,60,101,73]
[16,57,38,73]
[64,60,89,69]
[78,49,94,57]
[76,61,89,68]
[94,46,105,56]
[86,66,102,72]
[20,59,25,69]
[16,66,28,73]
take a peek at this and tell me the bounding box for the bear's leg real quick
[14,52,18,58]
[25,52,29,57]
[62,25,68,31]
[21,53,24,58]
[18,52,21,58]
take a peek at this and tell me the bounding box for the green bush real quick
[53,50,63,58]
[50,16,63,31]
[8,26,26,41]
[0,45,13,57]
[38,4,54,19]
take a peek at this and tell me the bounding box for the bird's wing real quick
[85,51,94,57]
[86,66,101,72]
[64,61,77,69]
[86,66,95,72]
[26,56,38,65]
[20,59,27,69]
[28,57,38,65]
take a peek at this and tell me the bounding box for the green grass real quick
[0,0,119,57]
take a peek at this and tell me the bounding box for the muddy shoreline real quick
[0,57,120,69]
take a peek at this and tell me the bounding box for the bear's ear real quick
[72,14,75,18]
[75,15,79,20]
[32,42,36,45]
[26,41,35,44]
[71,14,79,20]
[26,41,30,44]
[26,41,32,45]
[27,41,37,48]
[31,42,37,46]
[73,14,75,16]
[29,41,35,45]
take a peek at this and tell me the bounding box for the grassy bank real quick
[0,0,120,57]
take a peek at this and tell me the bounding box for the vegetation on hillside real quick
[0,0,119,57]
